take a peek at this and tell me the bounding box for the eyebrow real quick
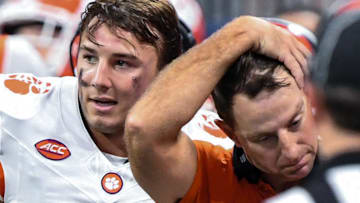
[112,53,138,60]
[79,45,138,60]
[79,45,98,54]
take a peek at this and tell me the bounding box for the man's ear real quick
[215,120,242,147]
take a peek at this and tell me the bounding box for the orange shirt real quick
[181,141,276,203]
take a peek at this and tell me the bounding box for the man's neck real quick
[90,129,128,157]
[79,100,128,157]
[262,174,299,192]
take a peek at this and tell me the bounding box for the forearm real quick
[124,17,257,201]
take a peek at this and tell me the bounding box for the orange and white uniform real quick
[0,73,153,202]
[180,141,276,202]
[181,109,234,150]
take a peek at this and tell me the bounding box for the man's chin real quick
[90,121,123,135]
[283,165,312,182]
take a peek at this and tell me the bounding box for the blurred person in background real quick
[276,3,323,33]
[266,1,360,202]
[169,0,206,43]
[0,0,90,76]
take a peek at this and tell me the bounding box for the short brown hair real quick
[79,0,181,69]
[212,52,290,129]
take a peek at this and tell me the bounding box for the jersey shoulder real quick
[0,73,60,119]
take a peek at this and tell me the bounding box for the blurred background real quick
[196,0,339,35]
[0,0,346,37]
[0,0,350,77]
[0,0,342,34]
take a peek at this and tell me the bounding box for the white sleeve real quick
[264,187,315,203]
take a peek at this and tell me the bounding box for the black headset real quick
[69,19,196,76]
[178,19,197,53]
[69,27,80,76]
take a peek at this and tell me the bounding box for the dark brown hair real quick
[79,0,181,69]
[212,52,290,129]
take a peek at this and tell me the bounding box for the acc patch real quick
[35,139,71,160]
[101,172,123,194]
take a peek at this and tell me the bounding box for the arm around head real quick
[124,15,309,202]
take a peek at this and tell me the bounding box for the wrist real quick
[230,16,265,54]
[208,16,255,62]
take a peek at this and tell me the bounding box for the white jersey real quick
[0,73,153,202]
[182,109,234,150]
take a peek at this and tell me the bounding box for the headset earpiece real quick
[178,19,196,53]
[69,26,80,76]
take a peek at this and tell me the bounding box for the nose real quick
[91,60,112,90]
[278,130,302,164]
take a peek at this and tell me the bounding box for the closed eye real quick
[257,136,270,142]
[289,117,302,131]
[254,134,276,143]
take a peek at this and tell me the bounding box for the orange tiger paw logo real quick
[101,173,123,194]
[4,74,51,95]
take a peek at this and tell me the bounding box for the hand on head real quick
[231,16,312,88]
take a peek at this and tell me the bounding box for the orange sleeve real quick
[180,141,206,202]
[0,162,5,199]
[180,140,233,202]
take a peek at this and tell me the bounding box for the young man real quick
[267,2,360,202]
[125,16,312,203]
[0,0,182,202]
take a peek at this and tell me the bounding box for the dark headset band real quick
[69,26,80,76]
